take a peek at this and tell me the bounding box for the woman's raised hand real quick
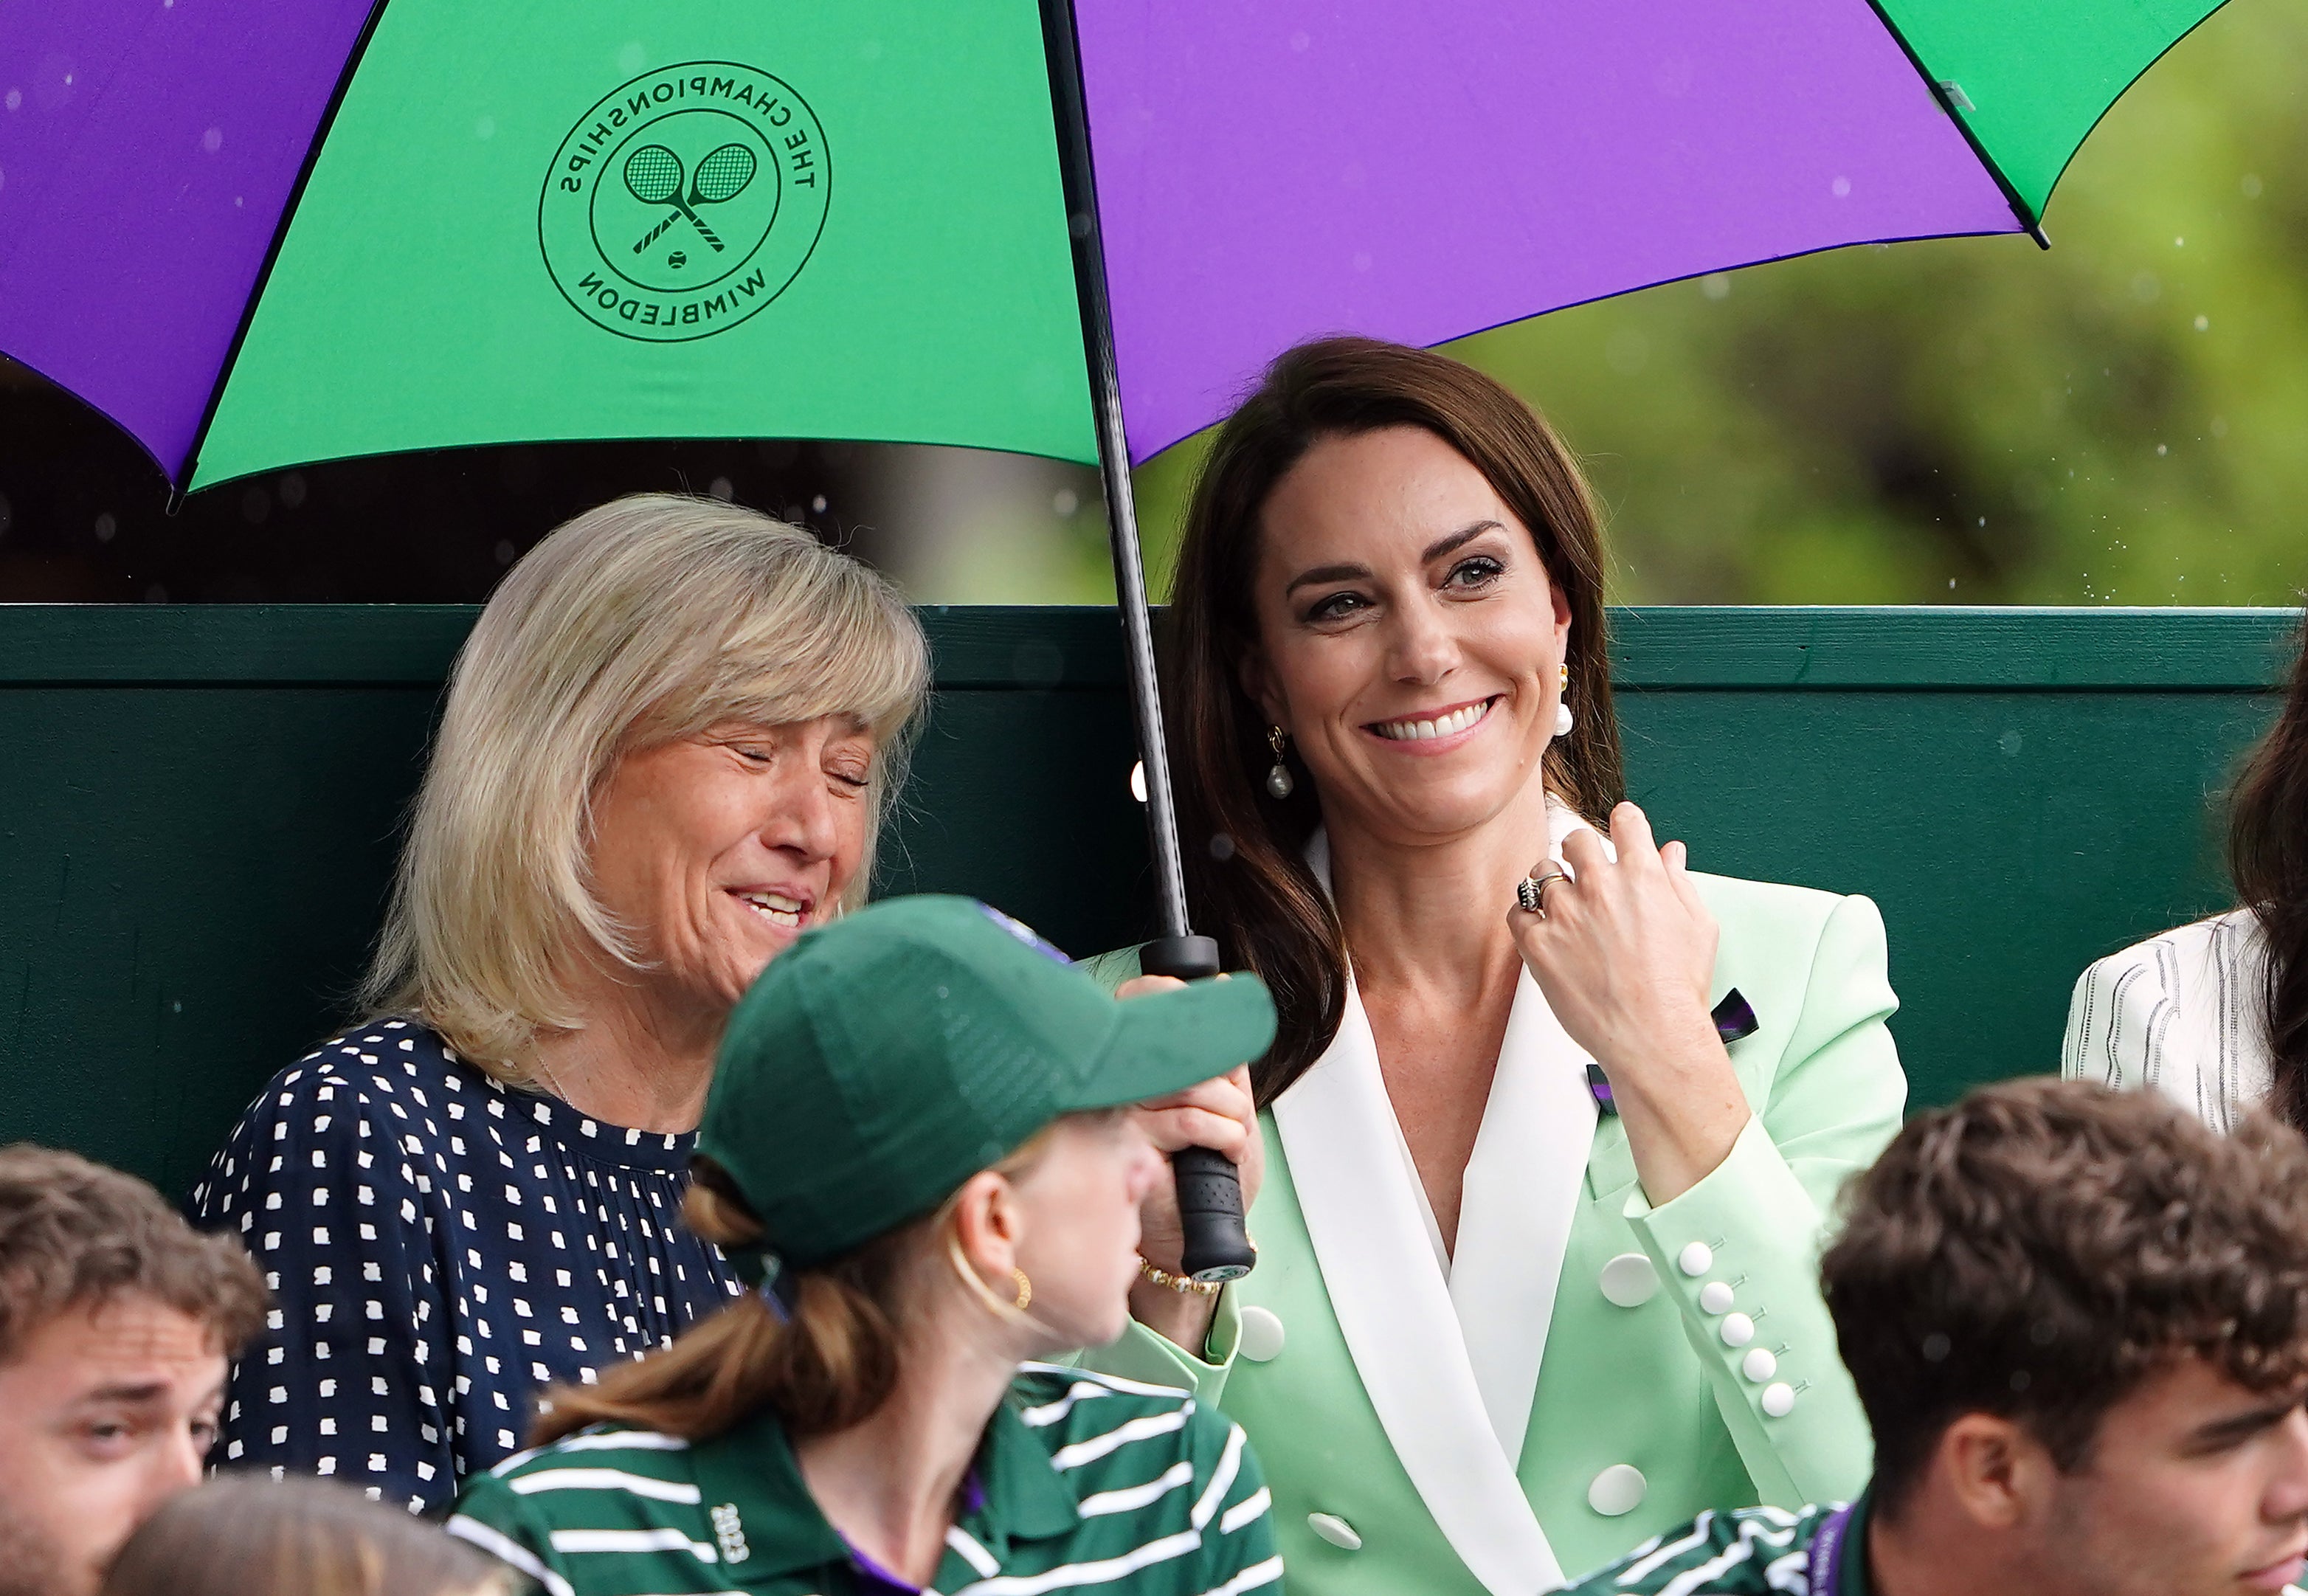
[1116,973,1263,1347]
[1508,801,1749,1202]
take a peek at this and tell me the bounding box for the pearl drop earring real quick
[1555,664,1575,739]
[1265,726,1295,798]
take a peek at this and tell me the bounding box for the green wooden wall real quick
[0,605,2293,1200]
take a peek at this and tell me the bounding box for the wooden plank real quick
[0,604,2297,690]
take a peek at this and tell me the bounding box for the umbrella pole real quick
[1040,0,1257,1282]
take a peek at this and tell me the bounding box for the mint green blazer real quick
[1085,874,1904,1595]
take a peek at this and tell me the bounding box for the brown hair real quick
[2229,613,2308,1133]
[0,1144,266,1364]
[1163,337,1625,1099]
[101,1475,510,1596]
[1822,1079,2308,1514]
[531,1128,1068,1447]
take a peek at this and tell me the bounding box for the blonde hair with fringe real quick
[359,494,928,1083]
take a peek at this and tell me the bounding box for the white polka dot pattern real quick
[188,1019,743,1513]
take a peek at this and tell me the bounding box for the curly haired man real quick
[1559,1078,2308,1596]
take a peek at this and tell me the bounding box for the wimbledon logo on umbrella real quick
[539,62,829,342]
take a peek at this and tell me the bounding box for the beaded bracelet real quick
[1136,1254,1223,1296]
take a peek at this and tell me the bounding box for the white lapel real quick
[1274,978,1564,1596]
[1268,824,1590,1595]
[1450,806,1600,1465]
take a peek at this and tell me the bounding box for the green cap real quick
[697,895,1276,1272]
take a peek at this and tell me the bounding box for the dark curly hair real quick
[1823,1079,2308,1514]
[0,1144,266,1363]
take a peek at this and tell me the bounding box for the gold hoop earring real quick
[1012,1268,1033,1312]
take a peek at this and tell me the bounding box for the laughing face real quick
[584,714,877,1016]
[1245,425,1571,849]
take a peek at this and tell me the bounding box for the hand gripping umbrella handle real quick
[1140,934,1258,1282]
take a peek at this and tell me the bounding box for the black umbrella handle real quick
[1140,936,1257,1283]
[1039,2,1257,1285]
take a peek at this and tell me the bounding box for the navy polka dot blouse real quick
[188,1017,744,1513]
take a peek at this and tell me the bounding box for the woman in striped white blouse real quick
[2065,618,2308,1132]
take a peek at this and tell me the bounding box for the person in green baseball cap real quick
[445,895,1283,1596]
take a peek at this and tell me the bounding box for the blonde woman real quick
[189,495,928,1512]
[447,896,1282,1596]
[103,1476,514,1596]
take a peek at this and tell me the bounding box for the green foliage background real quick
[1115,0,2308,608]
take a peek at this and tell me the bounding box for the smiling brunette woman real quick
[1086,340,1907,1595]
[190,494,926,1513]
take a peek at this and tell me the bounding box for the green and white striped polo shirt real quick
[446,1363,1281,1596]
[1564,1488,2308,1596]
[1558,1497,1862,1596]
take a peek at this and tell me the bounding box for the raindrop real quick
[277,471,305,508]
[0,491,10,536]
[708,475,733,502]
[1352,251,1372,272]
[2157,443,2169,457]
[494,539,516,566]
[1290,29,1311,50]
[474,115,496,141]
[2194,314,2209,331]
[811,494,828,514]
[94,512,116,542]
[1921,1333,1951,1363]
[1948,578,1956,590]
[239,485,270,524]
[1700,274,1731,300]
[2211,416,2229,438]
[1605,330,1650,376]
[201,125,222,154]
[1052,488,1079,517]
[1977,517,1986,528]
[143,584,168,603]
[617,41,646,73]
[2129,271,2160,303]
[2242,173,2264,198]
[1830,176,1851,198]
[1209,833,1237,862]
[4,90,18,112]
[2172,235,2184,249]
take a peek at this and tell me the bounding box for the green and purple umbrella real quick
[0,0,2228,488]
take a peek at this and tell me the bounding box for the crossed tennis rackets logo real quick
[539,61,830,344]
[625,142,758,255]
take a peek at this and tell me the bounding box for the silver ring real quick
[1518,869,1564,915]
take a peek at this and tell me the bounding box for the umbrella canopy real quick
[1082,0,2228,460]
[0,0,2228,489]
[0,3,1095,488]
